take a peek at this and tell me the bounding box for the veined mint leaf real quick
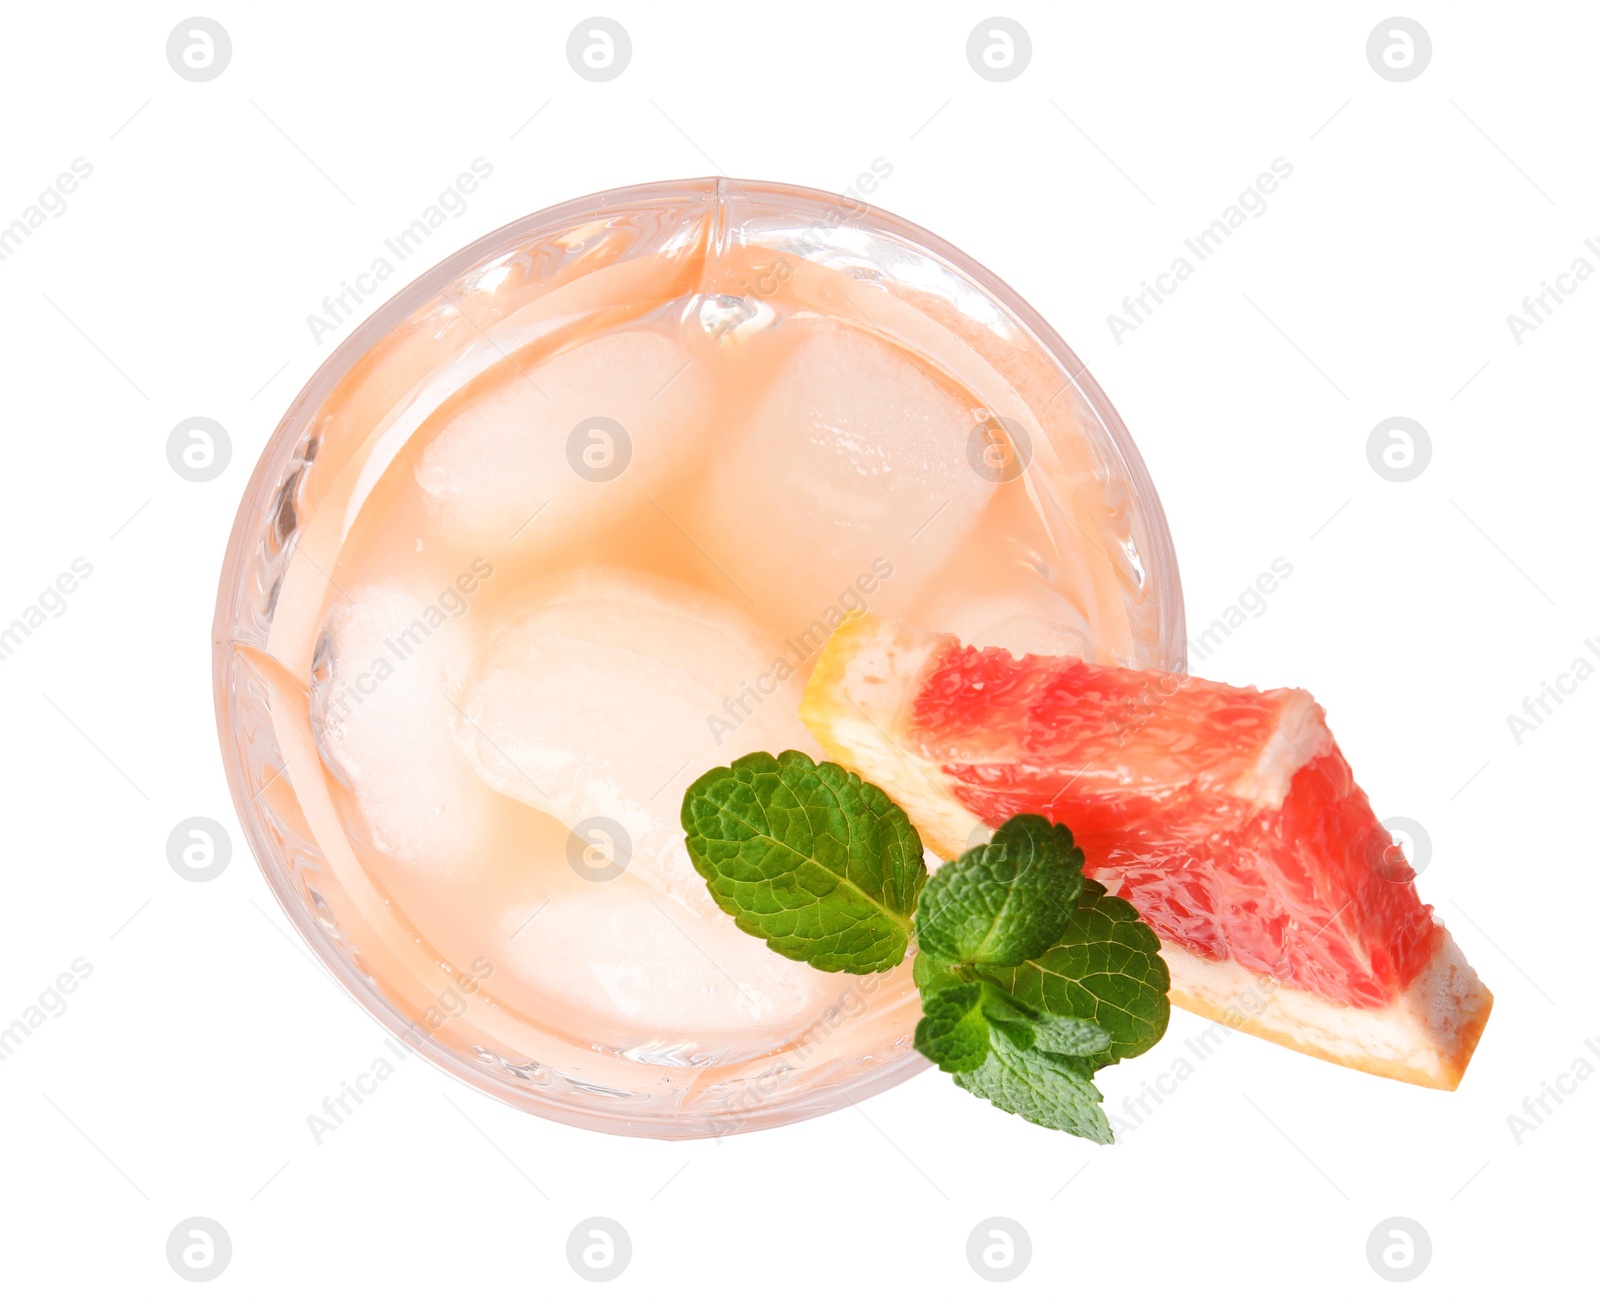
[681,751,925,974]
[1029,1011,1114,1058]
[914,815,1084,966]
[954,1035,1114,1144]
[914,984,992,1073]
[979,879,1170,1064]
[918,979,1115,1141]
[916,979,1112,1074]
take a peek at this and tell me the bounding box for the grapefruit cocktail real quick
[217,179,1485,1141]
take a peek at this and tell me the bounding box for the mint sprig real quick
[680,752,1170,1142]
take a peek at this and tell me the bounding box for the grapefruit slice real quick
[801,613,1492,1089]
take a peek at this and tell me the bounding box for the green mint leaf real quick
[914,815,1085,966]
[911,950,969,997]
[916,979,1112,1072]
[917,978,1116,1142]
[1028,1011,1114,1057]
[978,879,1170,1065]
[913,984,992,1073]
[954,1035,1114,1144]
[680,750,926,974]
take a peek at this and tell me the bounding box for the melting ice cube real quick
[687,318,994,632]
[313,579,497,873]
[414,328,709,553]
[497,879,836,1044]
[450,566,817,909]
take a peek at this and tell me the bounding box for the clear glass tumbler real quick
[212,178,1185,1138]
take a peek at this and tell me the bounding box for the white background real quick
[1,3,1595,1296]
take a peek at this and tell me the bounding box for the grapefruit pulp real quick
[801,614,1492,1089]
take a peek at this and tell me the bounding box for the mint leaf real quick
[917,978,1116,1141]
[912,950,969,996]
[1028,1011,1114,1057]
[914,815,1084,966]
[913,984,992,1072]
[955,1035,1114,1144]
[978,879,1170,1064]
[916,979,1111,1073]
[680,751,926,973]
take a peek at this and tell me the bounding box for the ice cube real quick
[687,318,994,631]
[496,878,837,1044]
[313,579,499,873]
[414,328,709,552]
[451,566,817,909]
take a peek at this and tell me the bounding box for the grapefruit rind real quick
[1163,935,1491,1090]
[799,611,986,856]
[800,612,1492,1091]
